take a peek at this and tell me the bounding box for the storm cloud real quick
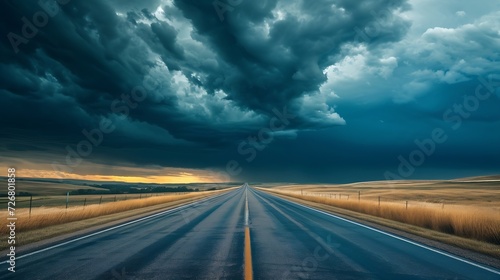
[1,0,499,182]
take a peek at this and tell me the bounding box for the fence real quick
[294,191,447,210]
[268,189,500,245]
[0,192,190,216]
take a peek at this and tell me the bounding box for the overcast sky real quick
[1,0,499,183]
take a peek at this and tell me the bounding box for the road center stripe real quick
[244,185,253,280]
[244,227,253,280]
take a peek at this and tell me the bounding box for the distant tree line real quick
[0,191,33,197]
[68,185,203,195]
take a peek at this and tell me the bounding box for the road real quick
[1,185,499,279]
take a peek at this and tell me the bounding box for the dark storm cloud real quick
[173,0,410,122]
[1,0,497,182]
[150,21,184,59]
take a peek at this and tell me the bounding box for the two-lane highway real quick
[1,185,499,279]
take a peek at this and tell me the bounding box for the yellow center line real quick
[244,185,253,280]
[245,227,253,280]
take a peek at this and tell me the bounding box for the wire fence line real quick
[293,190,448,210]
[0,192,191,214]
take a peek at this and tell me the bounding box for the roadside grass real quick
[0,190,229,236]
[273,180,500,210]
[262,189,500,246]
[261,190,500,259]
[0,192,187,209]
[0,190,232,251]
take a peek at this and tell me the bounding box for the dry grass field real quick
[0,189,229,236]
[0,192,188,210]
[263,178,500,246]
[0,179,231,210]
[272,178,500,209]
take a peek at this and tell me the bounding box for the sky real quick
[0,0,499,183]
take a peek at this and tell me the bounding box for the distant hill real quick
[0,179,109,196]
[450,175,500,182]
[268,175,500,190]
[0,177,238,196]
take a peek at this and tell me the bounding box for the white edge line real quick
[0,190,234,265]
[258,189,500,275]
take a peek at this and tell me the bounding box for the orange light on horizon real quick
[87,175,209,184]
[10,168,227,184]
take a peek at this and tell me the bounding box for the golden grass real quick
[264,189,500,245]
[0,193,189,209]
[0,190,227,235]
[274,180,500,210]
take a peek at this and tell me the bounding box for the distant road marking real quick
[0,191,233,265]
[244,185,253,280]
[259,190,500,276]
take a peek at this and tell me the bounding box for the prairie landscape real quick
[262,176,500,247]
[0,179,233,250]
[0,190,226,234]
[2,0,500,278]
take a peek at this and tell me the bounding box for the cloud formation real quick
[1,0,499,182]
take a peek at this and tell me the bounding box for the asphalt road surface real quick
[1,185,499,279]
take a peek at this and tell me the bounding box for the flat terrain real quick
[0,192,189,209]
[259,179,500,256]
[270,179,500,210]
[0,178,234,196]
[0,179,228,209]
[0,189,233,251]
[1,186,499,279]
[3,179,108,196]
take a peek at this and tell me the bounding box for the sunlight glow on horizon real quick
[9,168,228,184]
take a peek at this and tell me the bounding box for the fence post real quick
[83,198,86,207]
[29,196,33,217]
[114,195,117,202]
[140,194,142,199]
[358,191,360,202]
[378,196,380,207]
[66,192,69,209]
[99,196,102,205]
